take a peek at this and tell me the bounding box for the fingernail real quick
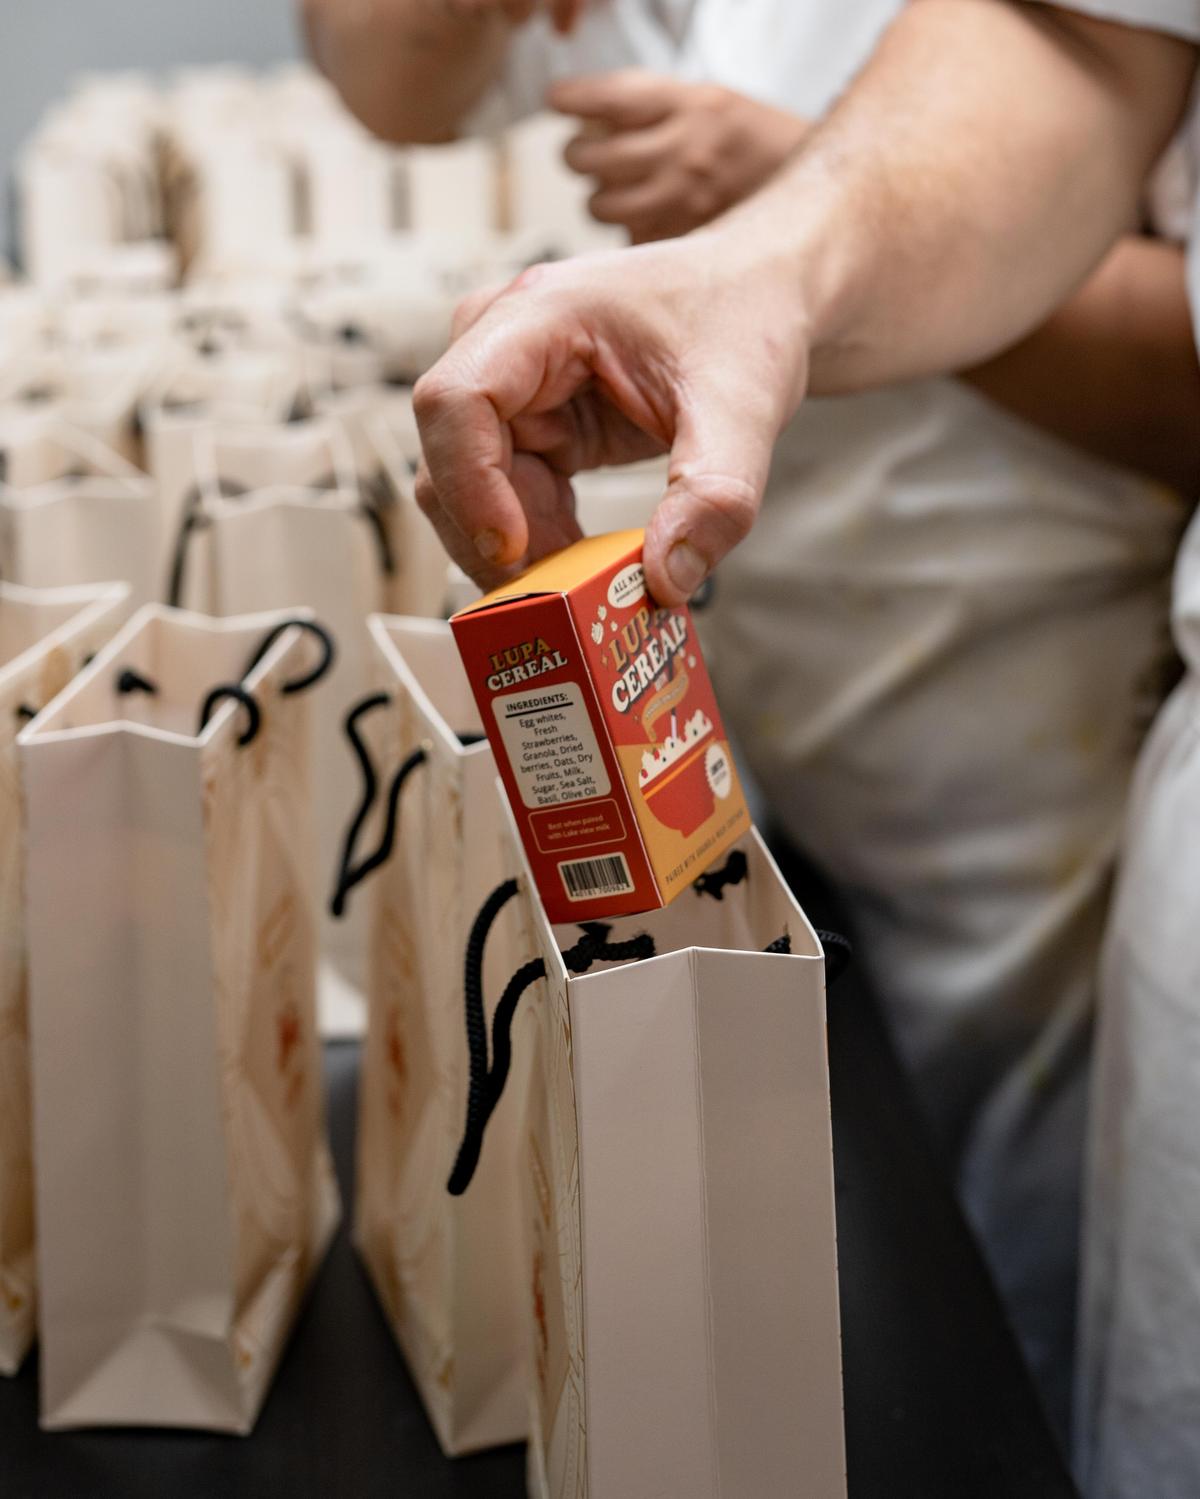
[473,528,505,563]
[665,541,707,598]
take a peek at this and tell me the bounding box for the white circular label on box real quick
[607,563,645,611]
[705,741,733,801]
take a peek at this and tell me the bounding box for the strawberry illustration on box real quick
[452,530,750,922]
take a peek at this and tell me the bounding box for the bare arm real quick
[771,1,1197,395]
[301,0,584,144]
[550,66,1200,494]
[412,1,1199,603]
[964,235,1200,495]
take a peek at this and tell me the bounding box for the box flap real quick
[453,530,644,617]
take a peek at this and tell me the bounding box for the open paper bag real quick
[455,810,848,1499]
[167,420,441,1036]
[0,581,130,1375]
[0,412,159,604]
[329,616,530,1454]
[19,606,340,1430]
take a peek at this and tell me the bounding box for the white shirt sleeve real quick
[1031,0,1200,40]
[463,2,684,135]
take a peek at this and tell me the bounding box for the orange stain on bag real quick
[452,530,750,922]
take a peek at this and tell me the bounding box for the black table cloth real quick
[0,862,1078,1498]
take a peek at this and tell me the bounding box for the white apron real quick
[1074,86,1200,1499]
[483,0,1191,1437]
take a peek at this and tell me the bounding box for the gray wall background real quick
[1,0,302,265]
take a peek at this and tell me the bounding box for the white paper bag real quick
[53,289,178,349]
[330,616,530,1454]
[0,580,129,1375]
[303,132,404,248]
[403,139,499,240]
[16,142,126,285]
[0,344,160,467]
[141,345,305,597]
[0,413,159,604]
[20,605,340,1430]
[314,386,449,619]
[502,113,624,254]
[167,419,442,1037]
[479,817,847,1499]
[181,143,299,277]
[571,458,669,537]
[291,275,457,385]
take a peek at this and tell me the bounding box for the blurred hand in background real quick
[304,0,590,142]
[438,0,586,33]
[554,70,808,242]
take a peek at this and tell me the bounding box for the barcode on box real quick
[558,852,634,902]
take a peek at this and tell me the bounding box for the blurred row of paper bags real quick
[0,580,847,1499]
[16,61,615,285]
[0,383,667,1031]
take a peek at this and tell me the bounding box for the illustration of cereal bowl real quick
[638,710,716,836]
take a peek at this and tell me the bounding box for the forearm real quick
[302,0,510,143]
[964,235,1200,495]
[713,0,1196,407]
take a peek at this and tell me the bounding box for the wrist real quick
[687,209,816,417]
[704,156,862,408]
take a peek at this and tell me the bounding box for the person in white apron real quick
[1072,92,1200,1499]
[305,0,1200,1443]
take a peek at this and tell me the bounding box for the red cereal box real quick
[451,530,750,922]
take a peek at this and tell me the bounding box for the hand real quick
[552,71,808,242]
[436,0,585,34]
[413,233,810,605]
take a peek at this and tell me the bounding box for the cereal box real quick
[451,530,750,922]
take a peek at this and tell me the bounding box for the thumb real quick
[642,383,779,606]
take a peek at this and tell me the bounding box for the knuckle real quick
[510,260,555,295]
[683,476,759,546]
[413,471,440,522]
[412,369,454,427]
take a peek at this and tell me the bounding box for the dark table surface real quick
[0,853,1079,1499]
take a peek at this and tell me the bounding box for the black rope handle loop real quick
[816,929,854,987]
[447,956,546,1199]
[197,684,261,746]
[116,668,158,696]
[561,921,656,975]
[329,694,428,917]
[692,849,749,901]
[166,477,246,607]
[447,879,521,1196]
[330,693,391,917]
[356,491,397,578]
[242,618,336,696]
[694,851,850,976]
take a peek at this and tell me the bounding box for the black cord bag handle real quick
[241,618,336,695]
[166,476,245,607]
[445,850,839,1198]
[693,849,854,985]
[109,615,335,751]
[167,462,397,607]
[447,880,546,1198]
[328,692,428,919]
[198,684,259,745]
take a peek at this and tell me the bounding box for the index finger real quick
[413,280,594,568]
[549,69,679,130]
